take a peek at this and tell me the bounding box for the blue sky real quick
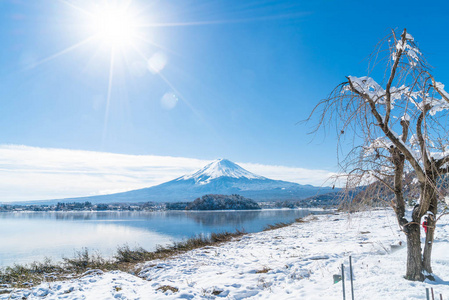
[1,0,449,201]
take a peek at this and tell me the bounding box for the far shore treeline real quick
[0,193,340,212]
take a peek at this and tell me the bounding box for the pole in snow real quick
[349,256,354,300]
[341,264,346,300]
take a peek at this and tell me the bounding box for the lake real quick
[0,209,326,267]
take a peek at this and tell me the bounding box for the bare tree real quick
[310,29,449,281]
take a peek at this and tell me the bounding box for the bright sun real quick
[92,6,140,48]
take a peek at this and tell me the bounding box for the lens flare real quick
[148,51,168,74]
[161,92,178,110]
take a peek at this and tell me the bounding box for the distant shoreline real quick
[0,202,335,213]
[0,207,330,213]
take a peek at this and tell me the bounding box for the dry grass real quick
[255,267,271,274]
[262,216,313,232]
[63,248,118,271]
[115,230,245,264]
[156,285,179,293]
[0,230,246,291]
[263,222,292,231]
[0,250,119,290]
[212,289,223,295]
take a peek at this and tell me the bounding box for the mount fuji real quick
[60,159,337,203]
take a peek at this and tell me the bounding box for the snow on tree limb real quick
[346,76,385,102]
[310,28,449,280]
[434,82,449,102]
[392,29,421,66]
[310,29,449,185]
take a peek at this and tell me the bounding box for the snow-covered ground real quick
[3,209,449,299]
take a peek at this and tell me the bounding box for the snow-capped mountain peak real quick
[179,159,265,184]
[49,158,339,203]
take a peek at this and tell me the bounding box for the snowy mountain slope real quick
[56,159,338,203]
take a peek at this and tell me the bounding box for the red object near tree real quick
[423,220,428,233]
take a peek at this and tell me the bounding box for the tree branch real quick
[347,77,427,182]
[385,29,407,125]
[437,166,449,174]
[428,72,449,104]
[435,156,449,169]
[416,105,432,172]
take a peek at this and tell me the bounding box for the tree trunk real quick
[422,183,438,275]
[422,219,435,275]
[405,222,424,281]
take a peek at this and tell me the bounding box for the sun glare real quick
[92,6,140,48]
[42,0,187,143]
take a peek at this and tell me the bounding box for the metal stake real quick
[349,256,354,300]
[341,264,346,300]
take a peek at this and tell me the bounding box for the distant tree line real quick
[0,201,163,212]
[0,192,347,213]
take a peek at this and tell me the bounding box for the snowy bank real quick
[2,209,449,299]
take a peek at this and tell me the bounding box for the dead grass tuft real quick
[156,285,178,293]
[263,222,292,231]
[255,267,271,274]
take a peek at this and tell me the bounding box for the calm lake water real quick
[0,209,326,267]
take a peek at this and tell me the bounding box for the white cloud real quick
[0,145,336,202]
